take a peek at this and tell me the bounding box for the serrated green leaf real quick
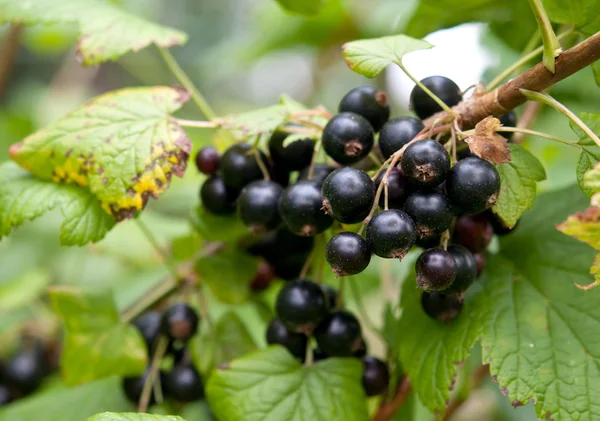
[191,207,248,243]
[86,413,185,421]
[9,87,191,222]
[557,206,600,250]
[218,104,298,142]
[0,162,115,245]
[541,0,600,26]
[275,0,325,16]
[342,35,433,78]
[0,268,50,310]
[206,346,368,421]
[572,112,600,197]
[492,144,546,228]
[584,163,600,197]
[0,0,187,65]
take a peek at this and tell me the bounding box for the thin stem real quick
[336,277,346,308]
[369,152,383,167]
[372,377,412,421]
[384,182,389,210]
[462,125,579,147]
[307,140,322,180]
[135,219,179,280]
[157,47,216,120]
[138,337,169,412]
[299,247,314,279]
[197,284,215,335]
[348,277,382,339]
[254,149,271,181]
[174,118,219,128]
[371,156,393,181]
[121,277,178,323]
[304,340,314,367]
[289,117,325,130]
[528,0,563,73]
[398,61,454,115]
[513,101,543,143]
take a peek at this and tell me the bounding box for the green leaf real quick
[0,268,50,311]
[218,104,299,142]
[0,0,187,65]
[178,402,213,421]
[9,87,191,222]
[541,0,600,26]
[191,207,248,243]
[584,163,600,198]
[49,286,147,385]
[557,206,600,250]
[572,112,600,197]
[492,144,546,228]
[206,346,368,421]
[342,35,433,78]
[0,162,116,245]
[593,62,600,88]
[86,413,185,421]
[275,0,325,16]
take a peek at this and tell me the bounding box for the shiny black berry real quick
[163,363,204,402]
[362,356,390,397]
[453,214,493,252]
[279,181,333,236]
[401,139,450,187]
[269,126,315,171]
[404,190,454,239]
[415,234,441,249]
[275,279,329,334]
[354,337,368,358]
[122,369,161,404]
[195,146,220,175]
[3,344,47,396]
[322,112,374,165]
[250,260,277,291]
[410,76,462,120]
[266,319,308,360]
[376,168,411,209]
[298,163,335,186]
[322,167,375,224]
[132,310,162,352]
[0,384,12,405]
[237,180,283,233]
[442,244,478,294]
[220,144,268,190]
[338,86,390,132]
[320,285,338,309]
[445,157,501,214]
[378,117,424,159]
[499,111,517,140]
[415,248,457,291]
[161,303,199,342]
[200,175,238,215]
[366,210,416,259]
[421,291,463,323]
[326,232,371,277]
[314,310,362,357]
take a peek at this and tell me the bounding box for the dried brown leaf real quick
[465,116,511,164]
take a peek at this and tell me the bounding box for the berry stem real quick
[304,341,313,367]
[138,336,169,412]
[174,118,219,129]
[398,61,455,115]
[307,140,322,181]
[512,101,543,144]
[336,277,346,308]
[254,149,271,181]
[369,152,383,167]
[461,125,580,147]
[135,219,180,281]
[527,0,562,73]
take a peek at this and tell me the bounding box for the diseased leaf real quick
[0,162,116,245]
[9,87,191,222]
[584,162,600,205]
[465,116,511,164]
[572,112,600,197]
[275,0,325,16]
[557,206,600,250]
[342,35,433,78]
[206,346,368,421]
[86,413,185,421]
[542,0,600,26]
[0,0,187,65]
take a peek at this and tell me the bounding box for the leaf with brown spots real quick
[465,116,511,164]
[557,206,600,250]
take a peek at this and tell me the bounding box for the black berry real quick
[320,285,338,309]
[404,190,454,239]
[473,251,487,277]
[445,157,501,214]
[410,76,462,120]
[200,175,238,215]
[322,112,374,165]
[326,232,371,276]
[275,279,329,334]
[322,167,375,224]
[421,291,463,323]
[361,356,390,397]
[195,146,220,175]
[269,162,290,188]
[163,363,204,402]
[499,111,517,140]
[237,180,283,233]
[366,209,416,259]
[314,310,362,357]
[269,125,315,171]
[453,214,493,252]
[122,369,162,404]
[3,345,47,396]
[279,181,333,236]
[220,144,268,190]
[415,234,441,249]
[354,337,368,358]
[401,139,450,187]
[161,303,199,342]
[266,319,308,360]
[132,310,162,352]
[376,168,411,209]
[415,248,457,291]
[378,117,424,159]
[0,384,12,405]
[442,244,477,294]
[298,163,335,185]
[338,86,390,132]
[250,260,277,291]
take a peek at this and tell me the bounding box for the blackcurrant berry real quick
[200,175,238,215]
[322,167,375,224]
[314,310,362,357]
[269,125,315,171]
[171,345,190,365]
[486,209,518,235]
[195,146,220,175]
[499,111,517,140]
[279,181,333,236]
[163,363,204,402]
[275,279,329,334]
[442,244,477,295]
[298,163,335,186]
[376,168,411,209]
[421,291,463,323]
[366,210,416,259]
[354,337,368,358]
[338,86,390,132]
[237,180,283,233]
[250,260,277,291]
[361,356,390,397]
[320,285,338,309]
[401,139,450,187]
[453,214,493,252]
[3,344,47,396]
[410,76,462,120]
[326,232,371,276]
[266,319,308,360]
[415,248,457,291]
[246,228,314,262]
[122,369,162,404]
[415,234,441,249]
[322,112,374,165]
[445,157,501,214]
[271,255,308,281]
[220,144,268,190]
[404,190,454,239]
[132,310,162,352]
[378,117,424,159]
[269,162,291,188]
[161,303,199,342]
[0,384,12,405]
[473,251,487,277]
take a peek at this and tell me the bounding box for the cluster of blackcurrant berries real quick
[122,303,204,405]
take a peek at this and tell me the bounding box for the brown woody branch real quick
[372,377,412,421]
[0,24,22,100]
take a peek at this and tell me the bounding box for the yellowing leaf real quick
[557,206,600,250]
[465,116,511,164]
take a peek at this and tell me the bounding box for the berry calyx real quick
[338,86,390,132]
[445,157,501,214]
[269,125,315,171]
[220,144,268,190]
[275,279,329,334]
[376,168,410,209]
[161,303,199,342]
[453,214,493,252]
[313,310,362,357]
[194,146,220,175]
[322,167,375,224]
[321,112,374,165]
[378,117,424,159]
[325,232,371,276]
[403,190,455,239]
[410,76,462,120]
[250,260,276,291]
[421,291,463,323]
[298,163,335,185]
[279,181,333,236]
[442,244,478,294]
[361,356,390,397]
[266,319,308,360]
[200,175,238,215]
[401,139,451,187]
[415,248,457,291]
[163,363,204,402]
[366,209,416,259]
[131,310,162,352]
[237,180,283,233]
